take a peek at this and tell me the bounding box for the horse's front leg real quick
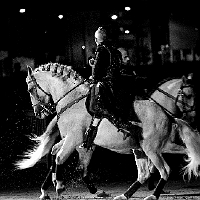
[77,146,110,198]
[114,149,152,200]
[50,138,66,197]
[54,163,66,197]
[77,146,97,194]
[55,133,77,197]
[39,167,53,200]
[39,152,57,200]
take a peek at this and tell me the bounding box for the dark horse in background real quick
[15,63,199,200]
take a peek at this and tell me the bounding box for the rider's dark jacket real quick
[87,41,122,117]
[92,42,121,90]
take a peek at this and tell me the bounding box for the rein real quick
[28,73,89,118]
[149,82,195,120]
[157,87,193,111]
[27,76,51,97]
[57,94,88,121]
[54,79,88,106]
[53,78,89,121]
[149,96,177,119]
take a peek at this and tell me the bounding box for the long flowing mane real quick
[34,62,85,84]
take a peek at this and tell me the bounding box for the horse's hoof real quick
[113,194,127,200]
[144,195,157,200]
[88,185,97,194]
[39,194,51,200]
[56,186,66,196]
[97,190,110,198]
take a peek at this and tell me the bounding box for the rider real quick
[80,27,141,150]
[118,47,148,100]
[117,47,136,76]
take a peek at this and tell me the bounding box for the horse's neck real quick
[47,76,66,103]
[48,77,88,111]
[151,79,181,114]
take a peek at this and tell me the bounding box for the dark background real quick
[0,1,200,192]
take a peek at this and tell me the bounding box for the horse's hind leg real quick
[147,165,157,191]
[114,149,152,200]
[55,138,76,197]
[143,150,170,200]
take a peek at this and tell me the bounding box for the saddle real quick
[85,81,143,144]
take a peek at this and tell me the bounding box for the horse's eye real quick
[27,88,32,93]
[187,94,193,99]
[28,87,35,94]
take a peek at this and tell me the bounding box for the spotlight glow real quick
[125,7,131,11]
[19,9,26,13]
[125,30,130,34]
[58,15,63,19]
[111,15,118,20]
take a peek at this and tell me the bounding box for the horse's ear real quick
[182,75,187,84]
[27,65,33,77]
[182,73,194,85]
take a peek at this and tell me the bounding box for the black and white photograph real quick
[0,1,200,200]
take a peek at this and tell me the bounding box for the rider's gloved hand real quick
[89,58,95,67]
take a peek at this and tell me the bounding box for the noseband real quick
[27,76,56,115]
[27,74,88,117]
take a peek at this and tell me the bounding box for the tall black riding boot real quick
[81,126,98,151]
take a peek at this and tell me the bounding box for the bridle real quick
[175,83,196,117]
[27,74,88,117]
[150,80,195,120]
[27,75,56,115]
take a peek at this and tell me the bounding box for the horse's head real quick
[176,73,196,125]
[26,65,54,119]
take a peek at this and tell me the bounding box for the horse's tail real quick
[15,116,59,169]
[175,118,200,180]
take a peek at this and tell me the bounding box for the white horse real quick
[15,63,198,200]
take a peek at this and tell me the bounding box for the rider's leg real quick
[80,116,102,150]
